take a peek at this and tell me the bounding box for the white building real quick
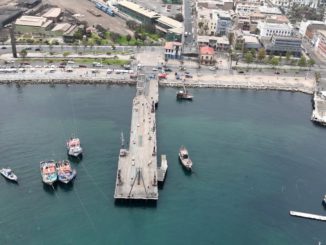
[270,0,318,8]
[299,20,326,36]
[257,22,293,37]
[235,3,259,16]
[197,8,232,35]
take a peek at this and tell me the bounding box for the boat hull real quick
[178,155,192,171]
[67,147,83,157]
[58,169,77,184]
[0,171,18,182]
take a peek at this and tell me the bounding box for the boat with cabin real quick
[40,160,57,185]
[66,138,83,157]
[323,195,326,205]
[0,168,18,182]
[178,146,193,171]
[56,160,77,184]
[176,84,193,100]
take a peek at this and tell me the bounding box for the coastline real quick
[0,77,314,95]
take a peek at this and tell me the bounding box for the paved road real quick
[183,0,193,45]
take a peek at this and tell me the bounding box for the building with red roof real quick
[199,45,215,65]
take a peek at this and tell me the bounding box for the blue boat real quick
[40,160,57,185]
[56,160,77,184]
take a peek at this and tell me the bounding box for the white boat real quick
[178,146,193,171]
[66,138,83,157]
[323,195,326,205]
[0,168,18,182]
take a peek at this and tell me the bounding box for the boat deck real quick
[114,77,159,200]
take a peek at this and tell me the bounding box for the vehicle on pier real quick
[40,160,57,185]
[0,168,18,182]
[176,84,193,100]
[178,146,192,171]
[56,160,76,184]
[66,138,83,157]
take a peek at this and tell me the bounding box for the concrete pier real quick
[114,75,159,200]
[311,91,326,125]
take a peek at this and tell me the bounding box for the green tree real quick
[286,51,292,62]
[203,25,209,34]
[198,22,204,30]
[244,51,253,64]
[174,13,184,22]
[19,49,28,59]
[308,58,315,68]
[126,34,132,44]
[298,56,307,67]
[63,51,70,58]
[270,56,279,67]
[257,48,266,62]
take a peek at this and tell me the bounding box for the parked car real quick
[164,67,172,72]
[67,61,75,64]
[130,73,138,79]
[107,69,113,74]
[185,74,193,78]
[158,73,167,79]
[238,70,244,74]
[59,65,65,68]
[209,66,216,71]
[1,46,7,49]
[35,48,41,51]
[152,67,158,71]
[79,65,87,68]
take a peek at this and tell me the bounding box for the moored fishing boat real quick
[323,195,326,205]
[56,160,77,184]
[0,168,18,182]
[40,160,57,185]
[178,146,193,171]
[66,138,83,157]
[176,84,193,100]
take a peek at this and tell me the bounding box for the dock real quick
[157,155,168,183]
[114,75,159,200]
[289,210,326,221]
[311,91,326,125]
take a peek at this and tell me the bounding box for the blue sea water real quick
[0,85,325,244]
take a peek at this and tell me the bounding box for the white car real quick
[67,61,75,64]
[184,32,188,36]
[152,67,158,71]
[209,66,216,71]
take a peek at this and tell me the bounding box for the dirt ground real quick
[43,0,132,35]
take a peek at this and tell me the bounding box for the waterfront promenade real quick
[0,67,315,94]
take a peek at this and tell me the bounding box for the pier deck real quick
[114,77,159,200]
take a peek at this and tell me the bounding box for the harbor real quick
[114,76,160,200]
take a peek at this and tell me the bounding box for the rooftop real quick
[157,15,183,29]
[258,6,282,15]
[51,23,71,32]
[197,35,230,44]
[200,45,215,55]
[15,15,52,27]
[243,35,259,44]
[164,41,182,49]
[42,8,61,18]
[118,1,160,19]
[318,30,326,37]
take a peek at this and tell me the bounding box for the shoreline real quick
[0,78,314,94]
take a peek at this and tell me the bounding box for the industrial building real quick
[42,8,62,22]
[15,15,53,33]
[0,7,23,28]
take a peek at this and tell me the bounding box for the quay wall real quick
[0,78,314,95]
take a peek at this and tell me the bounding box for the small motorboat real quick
[323,194,326,205]
[40,160,57,185]
[178,146,193,171]
[0,168,18,182]
[56,160,77,184]
[66,138,83,157]
[176,84,193,100]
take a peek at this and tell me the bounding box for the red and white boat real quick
[66,138,83,157]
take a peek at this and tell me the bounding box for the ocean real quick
[0,84,325,244]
